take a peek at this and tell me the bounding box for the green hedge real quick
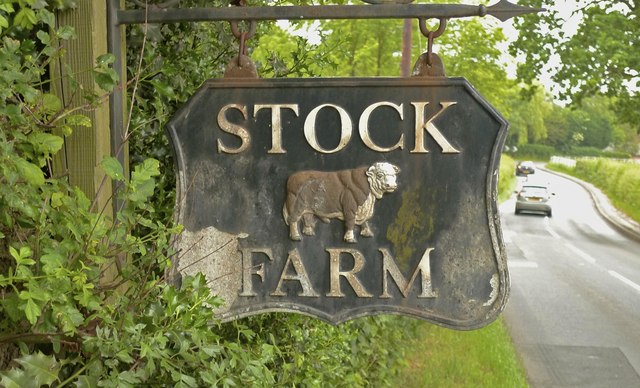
[509,144,556,161]
[549,159,640,223]
[509,144,631,161]
[564,146,631,159]
[498,154,517,201]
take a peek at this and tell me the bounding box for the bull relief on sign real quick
[166,78,509,328]
[284,162,399,243]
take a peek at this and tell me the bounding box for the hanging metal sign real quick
[166,77,509,328]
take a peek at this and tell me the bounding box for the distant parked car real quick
[515,184,554,217]
[516,161,536,176]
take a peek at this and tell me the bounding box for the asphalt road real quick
[500,169,640,387]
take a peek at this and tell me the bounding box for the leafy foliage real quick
[508,143,556,161]
[511,0,640,131]
[549,158,640,223]
[498,154,517,202]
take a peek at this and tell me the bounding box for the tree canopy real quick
[510,0,639,131]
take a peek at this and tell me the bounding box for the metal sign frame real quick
[166,77,509,328]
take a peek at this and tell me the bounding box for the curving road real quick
[500,169,640,387]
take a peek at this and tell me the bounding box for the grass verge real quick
[548,159,640,224]
[396,318,527,387]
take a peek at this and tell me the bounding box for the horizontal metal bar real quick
[116,2,540,25]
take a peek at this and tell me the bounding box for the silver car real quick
[515,184,553,217]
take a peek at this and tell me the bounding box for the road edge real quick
[540,166,640,243]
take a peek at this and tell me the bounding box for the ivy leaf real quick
[149,79,176,100]
[15,352,61,386]
[101,156,125,182]
[15,158,45,185]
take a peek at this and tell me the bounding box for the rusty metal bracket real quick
[225,2,258,78]
[130,0,179,10]
[412,18,448,78]
[224,22,259,78]
[116,1,544,24]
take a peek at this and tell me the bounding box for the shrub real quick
[510,143,555,160]
[549,158,640,223]
[565,146,631,159]
[498,154,516,201]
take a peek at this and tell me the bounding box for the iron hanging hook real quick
[411,18,447,77]
[230,20,256,66]
[230,20,257,42]
[418,18,447,66]
[229,0,256,62]
[418,17,447,39]
[224,1,258,78]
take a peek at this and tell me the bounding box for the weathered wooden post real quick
[51,2,116,212]
[51,1,128,286]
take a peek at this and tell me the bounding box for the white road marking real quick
[544,218,562,239]
[509,260,539,269]
[608,271,640,294]
[502,229,514,244]
[565,243,597,264]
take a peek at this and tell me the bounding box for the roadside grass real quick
[548,159,640,224]
[396,318,527,387]
[499,154,517,202]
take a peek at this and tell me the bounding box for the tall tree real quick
[542,103,571,149]
[510,0,640,131]
[572,96,614,149]
[436,18,513,113]
[316,18,405,77]
[504,87,551,147]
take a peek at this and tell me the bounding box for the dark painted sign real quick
[166,77,509,328]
